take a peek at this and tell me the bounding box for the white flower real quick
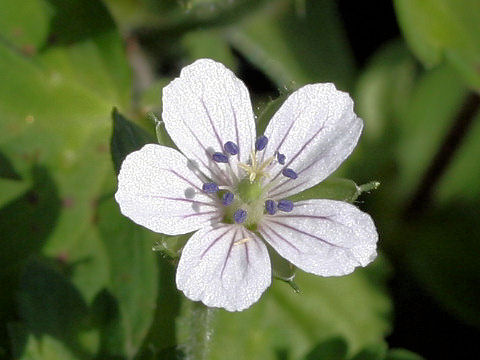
[115,59,378,312]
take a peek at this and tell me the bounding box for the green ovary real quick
[221,179,266,230]
[237,178,262,204]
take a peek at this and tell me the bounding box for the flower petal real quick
[162,59,256,184]
[261,83,363,198]
[259,199,378,277]
[176,224,271,311]
[115,144,220,235]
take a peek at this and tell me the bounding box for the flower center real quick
[237,178,262,204]
[202,136,297,229]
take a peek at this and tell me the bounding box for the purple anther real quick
[202,182,219,193]
[277,199,294,212]
[282,168,298,179]
[265,200,277,215]
[255,135,268,151]
[212,152,228,163]
[224,141,239,155]
[222,191,234,206]
[277,152,286,165]
[234,209,247,224]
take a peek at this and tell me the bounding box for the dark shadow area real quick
[42,0,115,47]
[234,48,279,98]
[135,257,182,360]
[387,272,480,359]
[137,256,183,360]
[0,150,22,180]
[338,0,401,66]
[14,257,90,359]
[0,165,61,356]
[11,256,131,360]
[91,289,126,360]
[303,337,348,360]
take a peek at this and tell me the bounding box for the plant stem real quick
[404,92,480,216]
[183,301,216,360]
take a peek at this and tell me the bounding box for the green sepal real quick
[289,178,379,204]
[266,243,298,290]
[153,233,191,259]
[110,108,156,175]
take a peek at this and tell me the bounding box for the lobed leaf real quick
[394,0,480,91]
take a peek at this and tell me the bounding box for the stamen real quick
[282,168,298,179]
[234,209,247,224]
[258,155,275,173]
[255,135,268,151]
[234,237,251,245]
[212,152,228,163]
[202,182,219,193]
[265,200,277,215]
[277,199,294,212]
[277,152,286,165]
[238,163,251,172]
[224,141,239,155]
[250,149,257,168]
[222,191,234,206]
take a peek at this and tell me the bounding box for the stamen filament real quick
[234,238,251,245]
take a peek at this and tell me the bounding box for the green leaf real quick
[0,166,61,341]
[206,264,391,360]
[67,228,110,304]
[38,0,132,107]
[303,337,348,360]
[354,41,417,142]
[394,0,480,91]
[228,0,355,90]
[399,204,480,328]
[18,335,80,360]
[386,349,425,360]
[0,0,134,305]
[0,178,30,209]
[7,322,28,359]
[350,343,388,360]
[110,0,265,34]
[111,109,156,175]
[17,258,90,351]
[134,258,181,360]
[97,197,159,358]
[138,79,170,116]
[396,64,469,200]
[182,29,237,70]
[255,93,288,137]
[435,109,480,203]
[346,40,416,190]
[0,150,22,180]
[0,0,50,51]
[91,289,125,358]
[0,166,60,271]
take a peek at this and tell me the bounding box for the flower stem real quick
[183,301,216,360]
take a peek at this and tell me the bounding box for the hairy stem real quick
[183,301,216,360]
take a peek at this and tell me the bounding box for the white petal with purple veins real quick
[261,83,363,198]
[176,225,271,311]
[162,59,256,184]
[259,199,377,276]
[115,144,220,235]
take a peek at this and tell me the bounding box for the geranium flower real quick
[115,59,378,311]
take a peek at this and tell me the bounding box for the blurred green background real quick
[0,0,479,359]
